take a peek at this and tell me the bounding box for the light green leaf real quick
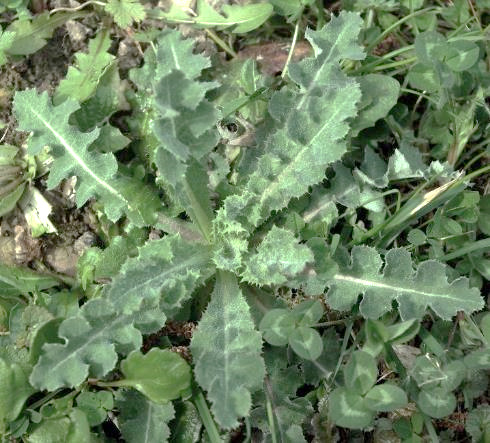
[364,383,408,412]
[259,309,295,346]
[18,187,57,237]
[76,391,114,426]
[417,387,456,419]
[149,31,219,237]
[29,295,166,390]
[466,404,490,443]
[105,0,146,28]
[88,124,130,153]
[191,271,265,429]
[464,348,490,370]
[289,326,323,360]
[0,358,34,428]
[0,263,59,294]
[73,63,125,131]
[217,12,364,234]
[119,349,191,403]
[0,29,15,66]
[13,89,160,226]
[444,40,480,72]
[344,350,377,395]
[54,32,114,104]
[351,74,400,135]
[327,247,483,320]
[0,181,25,217]
[407,63,440,92]
[116,390,175,443]
[292,300,324,326]
[160,0,273,33]
[329,387,375,429]
[105,235,214,316]
[26,408,91,443]
[6,11,87,56]
[241,226,314,285]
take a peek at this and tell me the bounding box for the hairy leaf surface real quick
[223,11,363,226]
[116,390,175,443]
[13,89,159,225]
[191,271,265,429]
[242,226,314,285]
[105,234,214,316]
[327,247,483,320]
[29,296,165,390]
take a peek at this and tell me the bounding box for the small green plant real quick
[0,1,489,441]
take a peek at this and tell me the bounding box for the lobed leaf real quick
[105,234,214,316]
[13,89,160,226]
[29,296,165,390]
[105,0,146,28]
[327,246,483,320]
[54,32,115,104]
[220,12,364,229]
[241,226,314,285]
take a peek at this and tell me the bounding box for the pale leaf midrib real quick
[31,108,130,208]
[110,249,210,301]
[333,273,463,301]
[253,27,354,221]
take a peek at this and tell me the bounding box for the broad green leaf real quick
[88,124,130,153]
[6,11,88,55]
[217,12,364,233]
[191,271,265,429]
[117,390,175,443]
[29,318,64,364]
[26,408,91,443]
[76,391,114,426]
[29,296,165,390]
[160,0,273,33]
[292,300,324,326]
[407,63,440,92]
[0,263,59,294]
[351,74,400,135]
[250,348,313,439]
[13,89,160,226]
[444,40,480,72]
[170,401,202,443]
[0,29,14,66]
[289,326,323,360]
[149,31,219,236]
[259,309,295,346]
[105,235,214,316]
[417,387,456,419]
[464,348,490,370]
[241,226,314,285]
[54,32,115,104]
[0,358,34,428]
[364,384,408,412]
[465,404,490,443]
[72,62,125,131]
[119,349,191,403]
[0,181,25,217]
[326,247,483,320]
[344,350,377,394]
[105,0,146,28]
[329,388,375,429]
